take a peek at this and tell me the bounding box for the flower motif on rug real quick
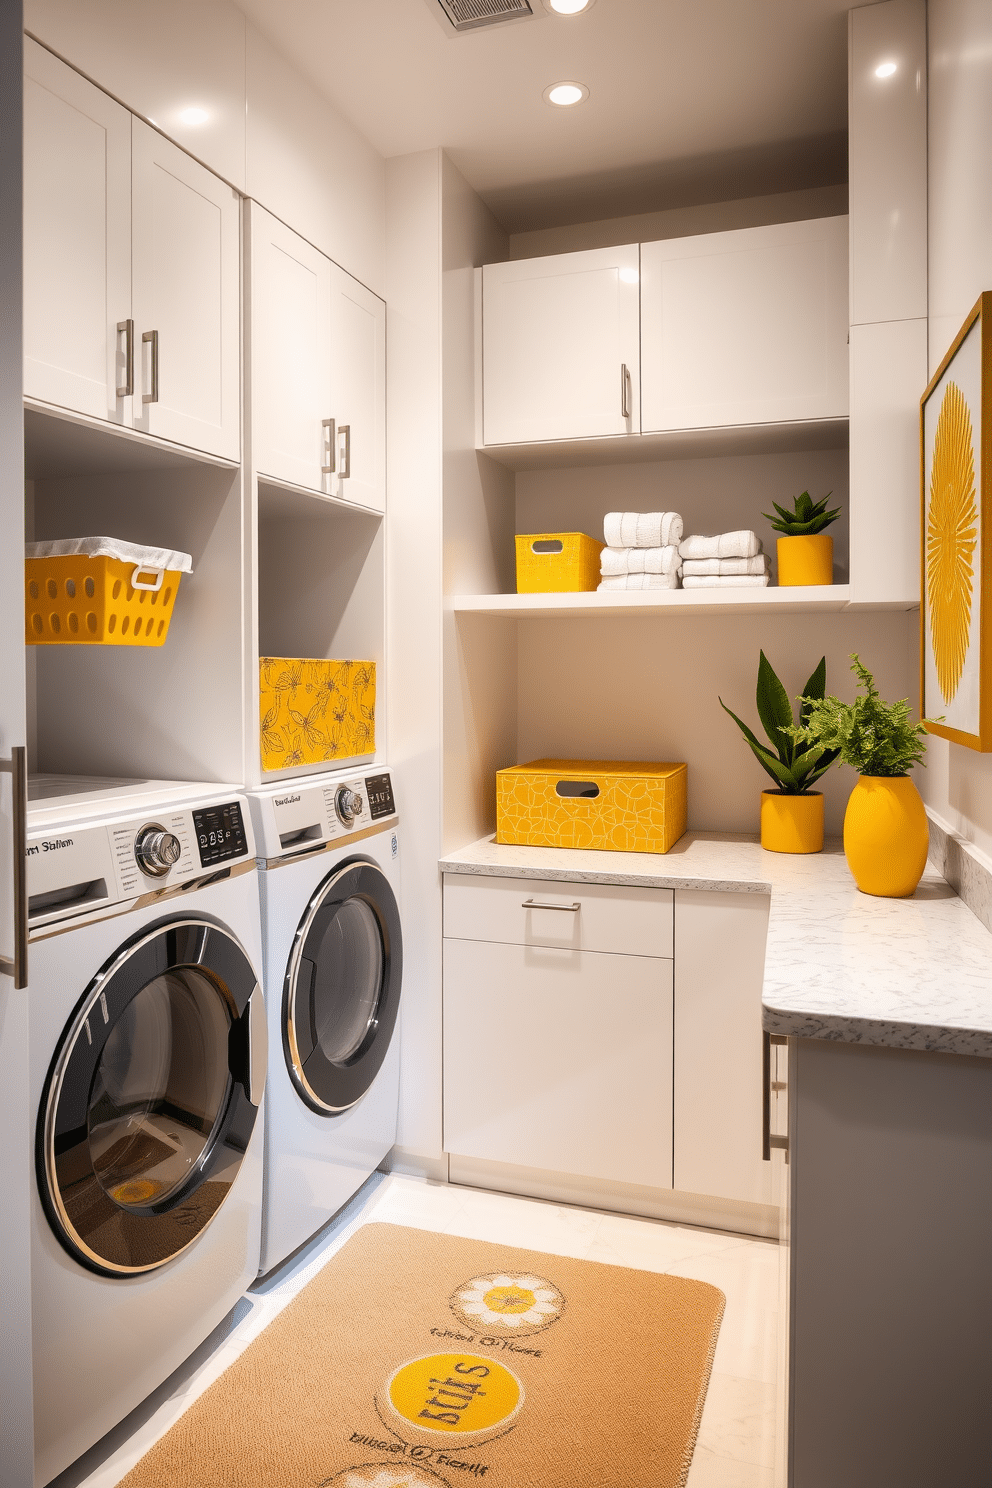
[449,1271,565,1337]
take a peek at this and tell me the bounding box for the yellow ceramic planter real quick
[777,534,833,586]
[760,791,824,854]
[843,776,929,897]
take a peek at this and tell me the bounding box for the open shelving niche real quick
[250,473,384,788]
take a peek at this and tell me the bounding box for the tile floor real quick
[53,1173,786,1488]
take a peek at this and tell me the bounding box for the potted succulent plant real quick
[720,653,839,853]
[788,654,930,897]
[764,489,840,586]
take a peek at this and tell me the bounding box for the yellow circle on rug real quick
[386,1352,523,1437]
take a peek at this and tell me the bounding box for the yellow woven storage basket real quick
[260,657,376,773]
[496,758,688,854]
[515,532,604,593]
[25,551,186,647]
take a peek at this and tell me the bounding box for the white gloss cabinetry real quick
[23,40,241,463]
[250,203,385,511]
[481,245,641,446]
[640,217,849,432]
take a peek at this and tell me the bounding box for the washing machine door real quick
[284,857,402,1114]
[38,917,266,1276]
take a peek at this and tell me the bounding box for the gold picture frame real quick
[921,291,992,751]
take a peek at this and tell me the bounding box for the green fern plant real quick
[763,489,840,536]
[786,654,929,777]
[720,653,840,795]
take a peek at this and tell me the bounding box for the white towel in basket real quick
[25,537,193,572]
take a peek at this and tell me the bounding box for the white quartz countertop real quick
[440,833,992,1060]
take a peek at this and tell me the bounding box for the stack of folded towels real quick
[598,511,684,591]
[678,530,770,588]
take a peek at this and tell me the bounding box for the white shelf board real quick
[450,586,919,619]
[256,470,384,522]
[24,400,239,477]
[478,417,849,472]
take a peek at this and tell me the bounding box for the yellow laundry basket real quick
[496,758,688,854]
[515,532,604,593]
[260,658,376,773]
[25,555,185,646]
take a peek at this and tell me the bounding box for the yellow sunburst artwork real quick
[927,380,979,703]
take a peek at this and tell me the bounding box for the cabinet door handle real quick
[0,746,28,989]
[338,423,351,479]
[620,362,631,420]
[141,329,159,404]
[321,418,336,475]
[116,319,134,398]
[762,1029,789,1161]
[521,898,581,912]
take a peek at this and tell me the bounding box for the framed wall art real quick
[921,291,992,751]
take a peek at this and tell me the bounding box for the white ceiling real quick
[239,0,852,231]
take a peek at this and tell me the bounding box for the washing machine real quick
[27,777,267,1487]
[247,765,401,1275]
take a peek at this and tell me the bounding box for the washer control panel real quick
[254,768,398,860]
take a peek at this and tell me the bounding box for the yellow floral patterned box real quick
[259,658,376,773]
[496,758,688,854]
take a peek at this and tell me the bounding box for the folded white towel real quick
[681,554,770,577]
[600,545,681,577]
[679,531,761,561]
[599,571,680,591]
[681,574,770,589]
[604,511,683,549]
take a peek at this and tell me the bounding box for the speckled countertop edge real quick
[440,832,992,1060]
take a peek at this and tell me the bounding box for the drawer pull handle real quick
[522,898,581,912]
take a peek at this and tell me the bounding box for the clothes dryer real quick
[27,778,266,1487]
[248,766,401,1275]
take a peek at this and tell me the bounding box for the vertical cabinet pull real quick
[620,362,631,420]
[0,746,28,989]
[141,329,159,404]
[116,319,134,398]
[338,423,351,479]
[762,1030,788,1161]
[321,417,336,475]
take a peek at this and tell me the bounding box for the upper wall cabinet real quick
[481,246,641,446]
[23,41,241,463]
[250,204,385,512]
[640,217,850,433]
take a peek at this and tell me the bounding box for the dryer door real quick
[38,917,265,1276]
[284,858,402,1114]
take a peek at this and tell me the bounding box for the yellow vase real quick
[760,791,824,853]
[843,776,929,897]
[776,534,834,586]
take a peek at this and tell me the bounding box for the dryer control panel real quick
[250,768,398,861]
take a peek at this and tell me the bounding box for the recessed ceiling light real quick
[545,0,596,14]
[179,106,210,126]
[874,61,898,78]
[544,81,589,107]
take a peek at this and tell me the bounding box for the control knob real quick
[335,786,365,828]
[135,824,182,878]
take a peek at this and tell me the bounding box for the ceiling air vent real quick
[435,0,534,33]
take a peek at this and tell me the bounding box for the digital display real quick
[193,802,248,867]
[366,772,396,820]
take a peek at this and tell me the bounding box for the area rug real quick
[119,1222,725,1488]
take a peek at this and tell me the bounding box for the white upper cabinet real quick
[481,245,641,446]
[640,217,850,433]
[130,120,241,461]
[23,43,241,462]
[23,39,131,424]
[250,204,385,511]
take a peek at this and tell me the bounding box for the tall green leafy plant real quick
[787,654,929,777]
[720,653,840,795]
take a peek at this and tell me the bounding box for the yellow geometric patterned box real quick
[515,533,604,593]
[260,658,375,773]
[496,758,688,854]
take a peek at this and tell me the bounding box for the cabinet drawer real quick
[443,874,673,958]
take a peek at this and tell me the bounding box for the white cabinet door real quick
[640,217,850,433]
[250,203,333,493]
[443,937,673,1189]
[673,890,773,1206]
[23,39,131,424]
[131,120,241,461]
[328,264,385,512]
[482,246,641,446]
